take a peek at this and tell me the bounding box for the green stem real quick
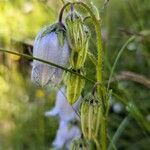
[59,2,105,149]
[59,2,103,84]
[94,138,101,150]
[72,2,105,150]
[74,3,106,150]
[108,116,130,150]
[73,2,103,84]
[101,118,107,150]
[99,106,107,150]
[112,93,150,133]
[107,36,135,90]
[0,48,94,83]
[59,2,71,22]
[60,0,65,5]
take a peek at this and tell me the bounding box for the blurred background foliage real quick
[0,0,149,150]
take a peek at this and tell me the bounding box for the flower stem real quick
[72,1,103,93]
[100,114,107,150]
[60,0,65,5]
[59,2,106,149]
[58,2,71,22]
[72,2,106,150]
[0,48,94,83]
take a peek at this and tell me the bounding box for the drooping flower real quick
[45,86,81,122]
[45,87,81,149]
[52,120,81,150]
[31,23,70,87]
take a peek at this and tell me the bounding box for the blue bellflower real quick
[31,23,70,87]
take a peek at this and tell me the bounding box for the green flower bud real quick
[66,69,85,104]
[70,26,90,69]
[81,93,101,140]
[65,10,83,51]
[65,10,90,69]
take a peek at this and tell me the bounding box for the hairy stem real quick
[72,2,105,150]
[59,2,106,149]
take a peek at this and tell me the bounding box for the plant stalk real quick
[58,2,106,149]
[72,2,106,150]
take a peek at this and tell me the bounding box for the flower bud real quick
[65,10,83,51]
[70,26,90,69]
[65,10,90,69]
[81,93,101,140]
[31,23,70,87]
[66,69,85,105]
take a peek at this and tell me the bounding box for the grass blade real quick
[107,36,135,90]
[108,116,130,150]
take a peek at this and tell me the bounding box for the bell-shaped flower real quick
[45,86,81,122]
[52,120,81,150]
[31,23,70,87]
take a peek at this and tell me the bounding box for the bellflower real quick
[52,120,81,150]
[45,87,81,149]
[45,86,81,122]
[31,23,70,87]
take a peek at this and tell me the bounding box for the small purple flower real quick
[31,23,70,87]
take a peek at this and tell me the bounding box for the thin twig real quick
[110,71,150,88]
[120,28,144,38]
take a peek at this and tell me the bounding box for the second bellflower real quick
[31,23,70,87]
